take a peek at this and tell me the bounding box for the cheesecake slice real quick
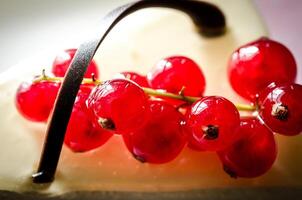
[0,0,301,197]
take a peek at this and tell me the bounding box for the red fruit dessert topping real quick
[186,96,240,151]
[218,117,277,178]
[259,83,302,136]
[87,79,148,133]
[64,84,113,152]
[147,56,206,105]
[15,79,60,122]
[52,49,100,78]
[228,37,297,101]
[122,100,187,164]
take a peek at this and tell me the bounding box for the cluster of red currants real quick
[15,38,302,179]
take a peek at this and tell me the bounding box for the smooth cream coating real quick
[0,0,301,195]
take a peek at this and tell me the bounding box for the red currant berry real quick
[259,83,302,136]
[186,96,240,151]
[228,37,297,101]
[52,49,99,78]
[257,82,278,106]
[116,71,149,87]
[15,80,60,122]
[218,117,277,178]
[147,56,206,105]
[122,100,187,164]
[64,85,113,152]
[87,79,148,133]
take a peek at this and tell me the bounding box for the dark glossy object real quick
[33,0,226,183]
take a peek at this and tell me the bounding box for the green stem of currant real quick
[143,87,255,111]
[33,73,102,85]
[34,73,256,112]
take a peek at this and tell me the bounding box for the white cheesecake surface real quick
[0,0,301,195]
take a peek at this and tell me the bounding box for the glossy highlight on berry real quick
[52,49,100,78]
[147,56,206,105]
[87,79,148,133]
[259,83,302,136]
[64,84,113,152]
[228,37,297,101]
[15,80,60,122]
[122,100,187,164]
[186,96,240,151]
[116,71,149,87]
[218,117,277,178]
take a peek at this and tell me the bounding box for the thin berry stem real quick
[34,73,256,112]
[33,73,102,85]
[233,103,256,112]
[143,87,255,111]
[142,87,198,103]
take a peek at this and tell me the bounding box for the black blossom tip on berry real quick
[271,103,289,121]
[133,154,146,163]
[91,73,96,82]
[203,125,219,140]
[223,165,238,179]
[98,118,116,130]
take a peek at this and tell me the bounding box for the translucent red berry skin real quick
[87,79,148,133]
[52,49,99,78]
[228,37,297,101]
[257,82,278,106]
[117,72,149,87]
[186,96,240,151]
[122,100,187,164]
[15,80,60,122]
[218,117,277,178]
[64,85,113,152]
[259,83,302,136]
[147,56,206,97]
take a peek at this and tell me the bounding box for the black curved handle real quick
[32,0,226,183]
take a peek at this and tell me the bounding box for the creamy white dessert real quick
[0,0,301,195]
